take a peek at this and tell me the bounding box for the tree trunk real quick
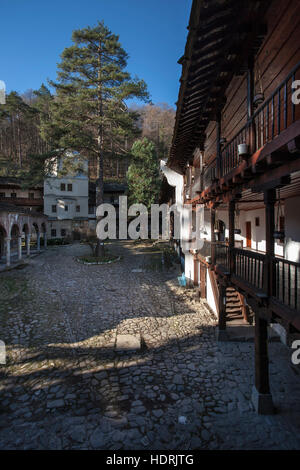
[95,43,105,258]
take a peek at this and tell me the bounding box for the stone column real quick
[37,232,41,252]
[44,232,47,249]
[26,234,31,256]
[18,236,22,260]
[5,237,11,267]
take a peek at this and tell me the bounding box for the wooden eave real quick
[168,0,269,172]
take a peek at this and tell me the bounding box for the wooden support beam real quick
[211,207,216,266]
[229,200,235,274]
[252,311,274,414]
[252,175,290,194]
[264,188,276,299]
[247,56,256,155]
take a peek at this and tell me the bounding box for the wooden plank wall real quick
[202,0,300,166]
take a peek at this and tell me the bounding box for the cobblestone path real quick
[0,241,300,450]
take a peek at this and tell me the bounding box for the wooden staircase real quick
[225,287,252,324]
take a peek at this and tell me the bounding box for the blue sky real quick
[1,0,192,108]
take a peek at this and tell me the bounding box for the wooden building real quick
[162,0,300,413]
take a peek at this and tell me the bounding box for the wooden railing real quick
[220,61,300,177]
[253,61,300,153]
[200,61,300,188]
[194,237,300,313]
[215,242,229,271]
[220,124,248,176]
[197,239,211,258]
[230,249,300,312]
[234,248,265,291]
[274,257,300,312]
[203,160,217,189]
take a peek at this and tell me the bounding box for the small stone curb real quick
[75,255,121,265]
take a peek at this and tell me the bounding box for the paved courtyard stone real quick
[0,240,299,449]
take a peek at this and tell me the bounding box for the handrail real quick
[252,60,300,121]
[233,247,265,291]
[200,61,300,186]
[274,256,300,311]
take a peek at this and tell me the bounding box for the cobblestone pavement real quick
[0,241,300,450]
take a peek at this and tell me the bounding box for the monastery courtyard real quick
[0,241,300,450]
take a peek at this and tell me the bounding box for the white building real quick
[44,152,92,240]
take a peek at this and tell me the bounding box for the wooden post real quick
[252,310,274,414]
[210,207,216,265]
[247,56,256,154]
[216,111,222,178]
[228,200,235,273]
[216,282,228,341]
[264,189,276,296]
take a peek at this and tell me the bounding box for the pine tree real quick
[46,21,149,255]
[0,91,34,170]
[127,138,161,210]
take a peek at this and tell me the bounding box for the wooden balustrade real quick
[201,61,300,188]
[234,248,265,291]
[215,242,229,271]
[274,257,300,312]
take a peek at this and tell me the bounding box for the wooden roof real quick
[168,0,269,172]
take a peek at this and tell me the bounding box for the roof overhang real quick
[168,0,269,171]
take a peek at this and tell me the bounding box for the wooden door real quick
[246,221,251,248]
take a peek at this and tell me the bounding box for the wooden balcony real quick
[231,248,300,324]
[274,257,300,312]
[197,240,300,322]
[200,60,300,192]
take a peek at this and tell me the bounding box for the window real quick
[29,192,34,199]
[76,205,80,212]
[11,193,17,198]
[64,205,68,211]
[60,183,66,191]
[67,183,72,191]
[61,229,66,237]
[51,229,56,237]
[255,217,260,227]
[52,205,57,213]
